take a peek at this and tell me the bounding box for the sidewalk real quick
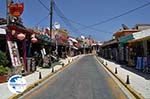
[97,56,150,99]
[0,55,83,99]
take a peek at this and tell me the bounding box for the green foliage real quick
[0,51,9,66]
[0,65,11,75]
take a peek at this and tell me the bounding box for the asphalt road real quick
[20,55,128,99]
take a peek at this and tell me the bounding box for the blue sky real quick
[0,0,150,41]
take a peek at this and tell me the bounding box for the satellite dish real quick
[81,35,85,39]
[54,22,60,29]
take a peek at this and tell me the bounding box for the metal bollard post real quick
[126,75,130,84]
[102,60,104,64]
[68,59,70,63]
[62,63,64,67]
[39,72,42,79]
[52,67,54,73]
[115,67,118,74]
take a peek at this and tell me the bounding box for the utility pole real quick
[50,0,53,38]
[50,0,54,71]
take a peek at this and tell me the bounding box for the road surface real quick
[20,55,128,99]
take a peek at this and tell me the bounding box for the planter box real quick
[0,75,8,83]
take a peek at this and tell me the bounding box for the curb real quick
[8,56,80,99]
[95,56,144,99]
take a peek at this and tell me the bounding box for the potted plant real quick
[0,51,9,67]
[0,66,11,83]
[0,51,10,83]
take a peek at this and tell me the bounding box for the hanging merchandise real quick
[9,1,24,17]
[136,57,142,70]
[31,37,38,43]
[31,34,38,43]
[17,33,25,40]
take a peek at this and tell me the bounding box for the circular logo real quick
[8,75,27,94]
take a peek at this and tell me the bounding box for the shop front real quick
[100,39,118,61]
[128,29,150,70]
[6,25,40,74]
[119,33,134,64]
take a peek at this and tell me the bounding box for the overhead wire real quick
[37,0,82,36]
[55,14,112,34]
[53,2,112,35]
[33,0,50,27]
[38,0,49,11]
[34,14,49,26]
[53,2,83,36]
[36,0,150,35]
[80,2,150,30]
[38,0,112,34]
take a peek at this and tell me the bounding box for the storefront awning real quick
[128,36,150,43]
[101,39,118,47]
[128,29,150,43]
[72,46,78,50]
[119,34,134,43]
[119,29,150,44]
[92,43,97,46]
[36,34,52,43]
[132,29,150,40]
[68,40,73,46]
[68,37,78,43]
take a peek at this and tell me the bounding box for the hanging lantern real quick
[31,37,38,43]
[9,3,24,17]
[17,33,25,40]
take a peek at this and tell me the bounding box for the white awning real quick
[92,43,97,46]
[127,29,150,43]
[68,40,73,45]
[81,35,85,39]
[132,29,150,40]
[69,37,78,43]
[0,28,6,34]
[72,46,78,50]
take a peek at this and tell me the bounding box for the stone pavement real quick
[0,55,83,99]
[97,57,150,99]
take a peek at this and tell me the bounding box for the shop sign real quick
[119,34,134,43]
[7,41,22,67]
